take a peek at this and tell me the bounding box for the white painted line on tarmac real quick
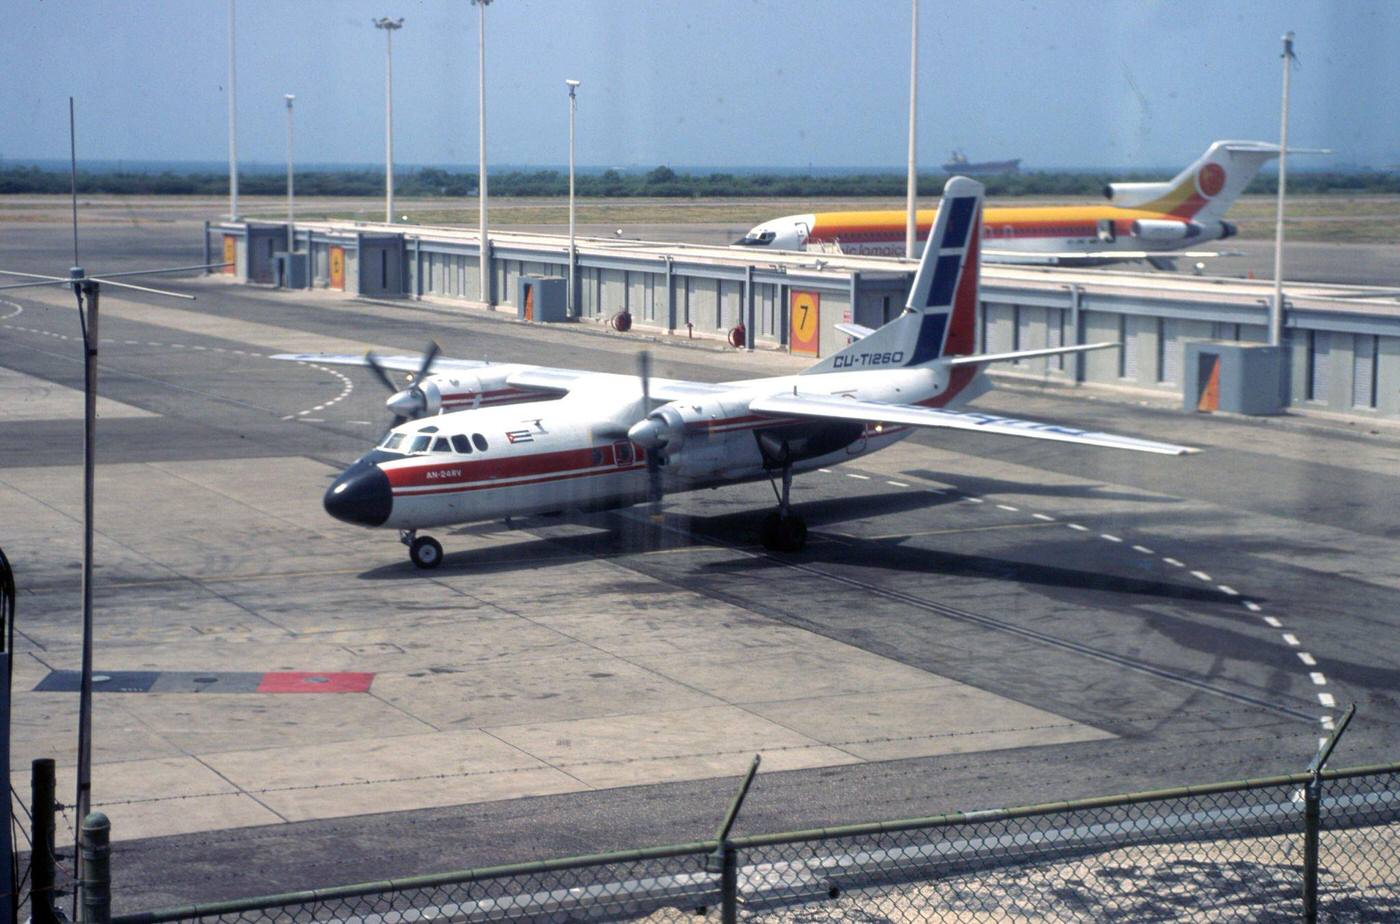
[963,497,983,504]
[1067,523,1088,531]
[1264,616,1282,628]
[887,481,909,488]
[1032,513,1055,522]
[818,468,832,473]
[1191,570,1212,582]
[1218,585,1239,596]
[1322,716,1336,729]
[1244,601,1262,613]
[1132,545,1154,554]
[1319,692,1336,707]
[847,473,870,480]
[1282,633,1300,646]
[996,504,1019,512]
[1298,653,1317,667]
[1163,557,1184,567]
[1309,672,1327,686]
[1100,534,1123,543]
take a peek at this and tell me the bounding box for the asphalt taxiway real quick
[3,229,1399,911]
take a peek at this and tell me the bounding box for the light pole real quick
[904,0,918,259]
[374,17,404,225]
[472,0,492,306]
[1269,31,1296,347]
[566,78,579,317]
[285,94,295,253]
[227,0,239,220]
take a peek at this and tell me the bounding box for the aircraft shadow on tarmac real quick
[902,470,1178,505]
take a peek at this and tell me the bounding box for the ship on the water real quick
[941,149,1022,175]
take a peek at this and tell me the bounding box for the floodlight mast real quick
[904,0,918,260]
[285,95,296,253]
[473,0,492,306]
[1270,31,1295,347]
[227,0,239,220]
[567,79,579,317]
[374,17,404,224]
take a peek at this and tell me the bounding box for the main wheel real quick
[409,536,444,569]
[760,512,807,552]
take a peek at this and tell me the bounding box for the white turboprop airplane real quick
[277,178,1195,570]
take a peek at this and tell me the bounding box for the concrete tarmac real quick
[2,228,1399,911]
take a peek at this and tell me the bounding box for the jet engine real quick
[1130,219,1204,242]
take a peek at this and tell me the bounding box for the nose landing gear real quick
[401,529,443,569]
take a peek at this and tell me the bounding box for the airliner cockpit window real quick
[407,435,431,454]
[432,437,451,453]
[381,433,405,451]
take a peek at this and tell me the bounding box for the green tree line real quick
[2,163,1396,198]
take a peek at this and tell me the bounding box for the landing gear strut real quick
[401,529,443,570]
[760,461,807,552]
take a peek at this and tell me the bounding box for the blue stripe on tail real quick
[941,197,976,249]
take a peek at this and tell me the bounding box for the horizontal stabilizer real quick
[750,392,1197,455]
[834,322,877,340]
[942,341,1119,367]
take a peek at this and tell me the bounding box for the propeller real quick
[636,350,664,516]
[365,341,441,427]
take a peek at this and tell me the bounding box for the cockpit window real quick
[733,230,776,246]
[472,433,489,452]
[408,435,432,454]
[451,434,473,454]
[382,433,406,451]
[432,437,451,453]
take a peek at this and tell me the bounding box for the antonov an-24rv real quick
[277,178,1195,570]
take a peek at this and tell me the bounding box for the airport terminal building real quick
[208,218,1400,420]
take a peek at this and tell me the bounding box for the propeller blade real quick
[364,352,399,394]
[636,351,664,513]
[416,340,441,383]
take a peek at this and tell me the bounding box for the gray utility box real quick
[516,275,568,322]
[1183,341,1285,415]
[273,252,309,289]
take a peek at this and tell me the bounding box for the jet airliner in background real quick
[279,177,1196,570]
[736,140,1320,269]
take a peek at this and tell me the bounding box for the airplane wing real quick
[271,352,499,374]
[749,392,1197,455]
[835,322,877,340]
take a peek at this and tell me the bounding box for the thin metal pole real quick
[69,99,79,267]
[228,0,239,221]
[73,279,99,915]
[285,95,295,252]
[1270,31,1294,346]
[31,759,56,924]
[475,0,492,306]
[567,79,578,316]
[904,0,918,259]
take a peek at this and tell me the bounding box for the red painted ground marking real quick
[256,672,375,694]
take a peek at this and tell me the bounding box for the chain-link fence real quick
[72,760,1399,924]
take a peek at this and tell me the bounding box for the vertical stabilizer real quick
[802,176,983,375]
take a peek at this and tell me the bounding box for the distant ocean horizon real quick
[0,158,1357,176]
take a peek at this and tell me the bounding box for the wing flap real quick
[749,393,1197,456]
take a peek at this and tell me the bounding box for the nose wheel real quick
[401,530,444,570]
[760,459,807,552]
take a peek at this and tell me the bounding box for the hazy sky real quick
[3,0,1396,170]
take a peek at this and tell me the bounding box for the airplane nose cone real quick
[324,463,392,527]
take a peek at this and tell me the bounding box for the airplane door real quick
[612,440,635,466]
[1097,219,1116,243]
[796,221,810,247]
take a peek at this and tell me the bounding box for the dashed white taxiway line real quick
[812,464,1340,734]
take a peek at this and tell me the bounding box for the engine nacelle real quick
[1218,220,1237,240]
[386,372,503,419]
[1130,219,1203,242]
[627,404,695,455]
[1103,181,1172,207]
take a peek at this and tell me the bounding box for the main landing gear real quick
[401,529,443,570]
[760,461,807,552]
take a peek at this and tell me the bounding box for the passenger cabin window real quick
[472,433,489,452]
[408,435,432,453]
[451,434,473,454]
[432,437,451,453]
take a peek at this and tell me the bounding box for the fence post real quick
[705,755,761,924]
[31,758,58,924]
[79,813,110,924]
[1302,702,1356,923]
